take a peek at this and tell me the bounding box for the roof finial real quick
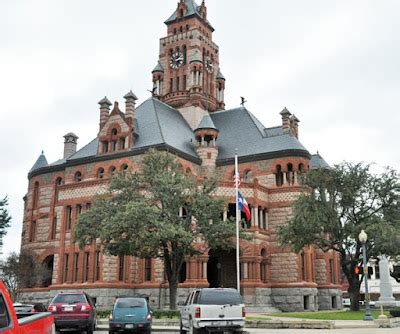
[240,97,247,108]
[41,150,44,155]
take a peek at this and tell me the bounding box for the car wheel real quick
[189,318,201,334]
[86,323,94,334]
[180,320,186,334]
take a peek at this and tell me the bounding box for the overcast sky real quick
[1,0,399,259]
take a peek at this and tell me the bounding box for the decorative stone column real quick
[376,256,400,307]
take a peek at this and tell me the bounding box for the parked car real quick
[179,288,245,334]
[13,302,48,317]
[48,291,96,333]
[0,280,55,333]
[109,297,152,334]
[342,298,351,307]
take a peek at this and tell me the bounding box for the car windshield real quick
[116,299,146,309]
[52,294,86,304]
[198,290,242,305]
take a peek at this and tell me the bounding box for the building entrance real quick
[207,249,237,288]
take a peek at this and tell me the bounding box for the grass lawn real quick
[268,310,390,320]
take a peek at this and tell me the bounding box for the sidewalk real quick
[98,315,400,330]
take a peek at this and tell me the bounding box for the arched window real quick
[186,24,189,31]
[119,137,126,150]
[144,258,152,281]
[260,249,268,283]
[179,261,187,283]
[56,177,63,186]
[111,128,118,136]
[286,163,294,185]
[97,168,105,179]
[275,165,283,187]
[244,170,253,182]
[298,163,305,184]
[109,166,116,177]
[173,28,177,34]
[185,167,192,174]
[183,45,187,65]
[74,171,82,182]
[121,164,129,172]
[33,182,39,209]
[180,9,184,18]
[180,26,183,33]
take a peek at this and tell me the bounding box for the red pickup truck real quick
[0,281,55,333]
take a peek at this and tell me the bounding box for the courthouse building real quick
[22,0,342,311]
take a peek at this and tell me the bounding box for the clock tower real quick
[152,0,226,129]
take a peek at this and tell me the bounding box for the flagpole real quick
[235,150,240,293]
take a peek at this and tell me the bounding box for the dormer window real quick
[111,141,117,152]
[119,137,126,150]
[75,171,82,182]
[102,141,109,153]
[111,128,118,136]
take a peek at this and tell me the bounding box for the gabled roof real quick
[165,0,214,31]
[30,151,48,172]
[310,153,330,169]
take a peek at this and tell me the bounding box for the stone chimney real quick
[98,96,112,130]
[280,107,292,132]
[290,114,300,138]
[124,91,138,125]
[63,133,79,158]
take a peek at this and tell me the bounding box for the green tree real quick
[278,162,400,311]
[0,251,43,301]
[74,150,241,309]
[0,196,11,253]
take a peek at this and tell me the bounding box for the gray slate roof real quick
[30,152,48,172]
[152,62,164,73]
[310,153,330,169]
[217,70,225,80]
[33,98,313,175]
[210,108,309,162]
[67,98,197,162]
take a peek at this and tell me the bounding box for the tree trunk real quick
[348,279,361,311]
[169,277,178,310]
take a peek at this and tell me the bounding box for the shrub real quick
[389,309,400,318]
[152,310,180,319]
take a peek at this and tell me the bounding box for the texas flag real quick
[238,192,251,221]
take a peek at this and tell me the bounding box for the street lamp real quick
[358,229,373,321]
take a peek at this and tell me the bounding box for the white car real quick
[179,288,245,334]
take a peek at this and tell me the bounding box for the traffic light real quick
[355,266,364,275]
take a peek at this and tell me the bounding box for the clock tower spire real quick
[152,0,226,129]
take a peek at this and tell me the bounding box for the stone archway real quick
[41,255,54,287]
[207,249,237,288]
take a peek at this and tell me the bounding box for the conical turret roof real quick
[152,61,164,73]
[195,114,219,132]
[30,151,48,172]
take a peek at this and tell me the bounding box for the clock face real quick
[170,52,184,69]
[205,56,214,73]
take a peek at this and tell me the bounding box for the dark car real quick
[109,297,152,334]
[48,292,97,333]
